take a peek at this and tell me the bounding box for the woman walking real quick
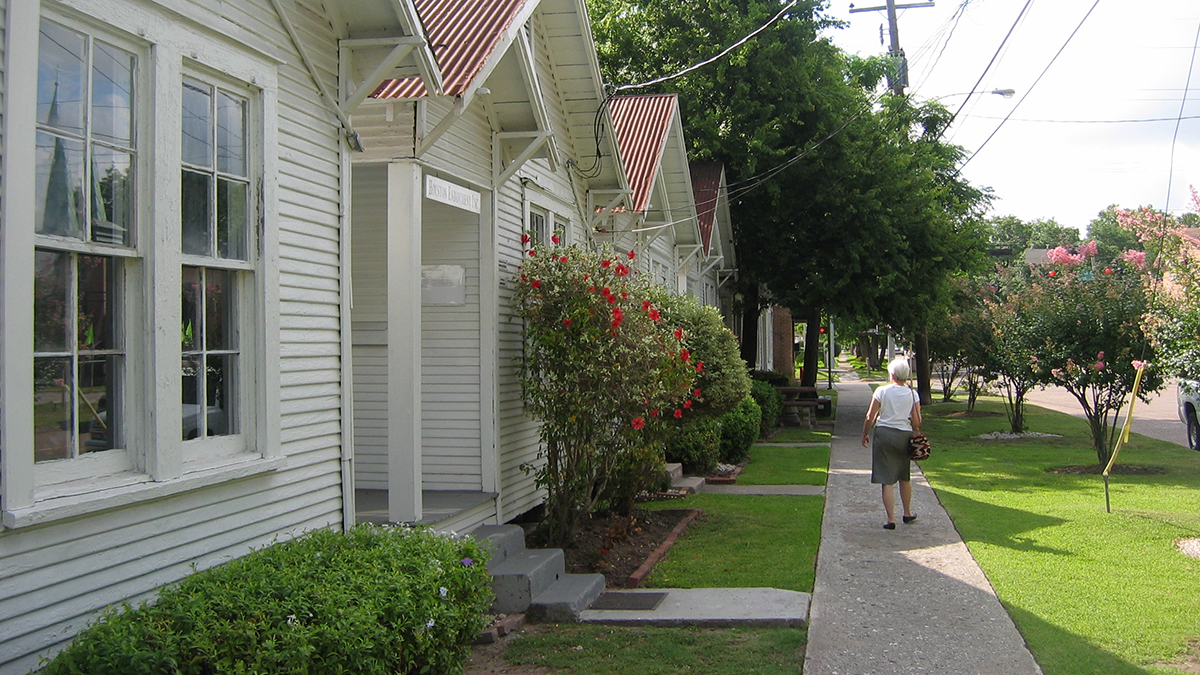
[861,357,923,529]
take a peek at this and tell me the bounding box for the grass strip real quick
[503,624,805,675]
[767,427,831,444]
[642,493,823,592]
[737,445,829,486]
[921,398,1200,675]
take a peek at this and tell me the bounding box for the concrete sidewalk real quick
[803,381,1043,675]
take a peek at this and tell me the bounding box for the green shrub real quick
[664,417,721,474]
[750,369,790,386]
[719,396,761,463]
[600,442,668,515]
[655,293,752,419]
[750,379,784,436]
[41,525,494,675]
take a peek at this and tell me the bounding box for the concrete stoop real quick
[665,462,705,494]
[472,524,604,622]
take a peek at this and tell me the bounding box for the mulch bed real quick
[1046,464,1166,475]
[538,508,698,588]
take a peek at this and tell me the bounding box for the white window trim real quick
[1,0,282,527]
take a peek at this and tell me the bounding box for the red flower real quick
[695,361,704,373]
[683,400,693,409]
[552,234,561,244]
[531,279,541,288]
[621,292,628,299]
[651,409,660,417]
[615,263,630,277]
[631,417,645,430]
[648,309,661,321]
[522,233,531,244]
[607,295,617,304]
[674,409,683,419]
[521,274,528,282]
[588,285,596,292]
[529,250,536,257]
[584,274,590,281]
[560,256,568,263]
[601,286,612,296]
[680,349,691,362]
[601,259,612,268]
[563,319,573,326]
[694,388,702,397]
[627,250,636,259]
[642,301,652,311]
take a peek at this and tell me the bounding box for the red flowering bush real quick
[514,244,696,544]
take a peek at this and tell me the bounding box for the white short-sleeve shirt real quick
[873,383,917,432]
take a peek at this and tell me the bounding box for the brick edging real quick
[705,460,747,485]
[626,509,702,588]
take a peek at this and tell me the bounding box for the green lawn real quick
[922,398,1200,674]
[501,624,805,675]
[766,427,831,444]
[642,493,823,592]
[737,444,829,486]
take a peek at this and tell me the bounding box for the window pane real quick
[92,41,135,147]
[217,92,246,176]
[182,356,203,439]
[91,147,134,246]
[181,170,212,256]
[78,255,118,351]
[182,80,212,168]
[182,266,201,351]
[217,179,247,260]
[79,355,119,453]
[206,354,235,436]
[37,20,85,135]
[34,357,73,462]
[205,269,235,350]
[36,131,85,239]
[34,250,71,352]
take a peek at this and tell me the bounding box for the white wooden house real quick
[0,0,359,670]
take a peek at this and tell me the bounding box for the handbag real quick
[908,433,931,461]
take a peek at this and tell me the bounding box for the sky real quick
[821,0,1200,235]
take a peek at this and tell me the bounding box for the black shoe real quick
[883,522,896,530]
[903,515,917,524]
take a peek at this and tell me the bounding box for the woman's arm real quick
[862,398,881,447]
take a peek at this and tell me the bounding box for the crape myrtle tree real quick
[514,243,698,545]
[590,0,942,385]
[979,264,1042,433]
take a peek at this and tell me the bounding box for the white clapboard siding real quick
[422,197,483,491]
[351,163,389,490]
[0,0,6,507]
[0,1,348,671]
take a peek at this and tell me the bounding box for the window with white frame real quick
[528,205,549,245]
[33,18,136,466]
[3,4,277,519]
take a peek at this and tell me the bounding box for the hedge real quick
[750,379,784,437]
[719,396,761,464]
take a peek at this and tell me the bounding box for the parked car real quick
[1178,379,1200,451]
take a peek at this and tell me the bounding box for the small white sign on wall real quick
[425,175,481,214]
[422,265,466,305]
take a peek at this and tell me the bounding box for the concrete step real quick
[672,475,705,494]
[527,573,607,623]
[489,548,565,614]
[665,462,684,482]
[471,524,527,570]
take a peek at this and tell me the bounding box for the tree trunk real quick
[739,284,760,367]
[801,308,821,387]
[913,326,932,405]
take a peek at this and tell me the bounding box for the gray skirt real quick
[871,425,912,485]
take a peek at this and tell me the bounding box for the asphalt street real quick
[1023,382,1189,449]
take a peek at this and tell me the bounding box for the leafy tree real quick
[979,265,1042,433]
[1087,205,1142,264]
[514,244,697,544]
[985,215,1080,260]
[926,277,991,403]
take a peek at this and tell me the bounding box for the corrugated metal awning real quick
[373,0,528,99]
[608,94,677,214]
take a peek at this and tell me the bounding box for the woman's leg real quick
[881,483,895,524]
[899,480,913,517]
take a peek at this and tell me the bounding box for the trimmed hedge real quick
[41,525,493,675]
[719,396,761,464]
[663,416,721,475]
[750,379,784,437]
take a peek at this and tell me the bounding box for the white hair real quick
[887,357,911,382]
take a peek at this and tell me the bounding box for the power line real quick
[1163,19,1200,217]
[942,0,1035,139]
[967,114,1200,124]
[959,0,1101,172]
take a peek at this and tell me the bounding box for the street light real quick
[927,88,1015,102]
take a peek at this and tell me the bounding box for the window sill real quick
[3,454,284,529]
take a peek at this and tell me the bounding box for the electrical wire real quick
[958,0,1101,172]
[1162,19,1200,218]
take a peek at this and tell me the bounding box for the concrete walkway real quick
[803,380,1043,675]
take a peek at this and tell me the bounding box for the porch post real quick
[387,161,422,523]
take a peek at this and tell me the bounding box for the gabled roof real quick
[608,94,678,214]
[690,162,723,255]
[372,0,529,99]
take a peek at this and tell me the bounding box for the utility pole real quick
[848,0,935,95]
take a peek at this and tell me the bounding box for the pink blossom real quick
[1046,246,1083,267]
[1078,240,1099,259]
[1097,351,1105,359]
[1120,249,1147,270]
[1094,361,1105,371]
[1131,360,1146,370]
